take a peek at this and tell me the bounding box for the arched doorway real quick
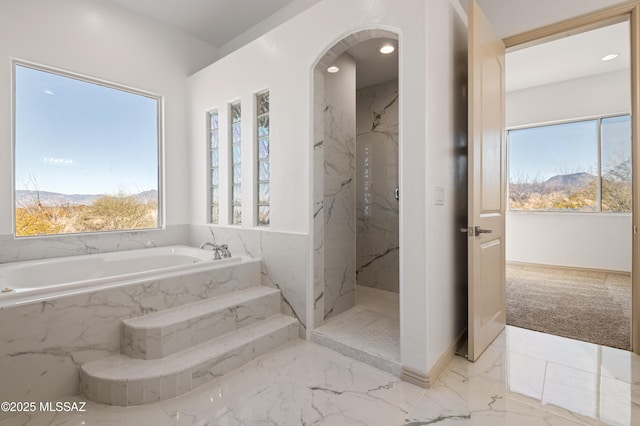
[310,29,402,375]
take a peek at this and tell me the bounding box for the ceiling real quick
[103,0,321,48]
[103,0,628,50]
[506,21,630,92]
[458,0,625,39]
[102,0,631,91]
[345,38,399,89]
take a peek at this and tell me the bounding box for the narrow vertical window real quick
[208,110,219,223]
[256,91,270,226]
[230,102,242,224]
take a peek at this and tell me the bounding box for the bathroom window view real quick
[256,91,270,226]
[13,64,160,237]
[230,102,242,224]
[508,115,631,212]
[208,110,220,224]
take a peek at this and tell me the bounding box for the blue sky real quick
[15,65,159,195]
[509,116,631,183]
[509,120,599,183]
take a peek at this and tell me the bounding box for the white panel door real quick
[467,0,506,362]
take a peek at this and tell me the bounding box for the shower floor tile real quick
[311,286,400,375]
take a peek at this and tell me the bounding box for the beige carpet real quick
[506,263,631,350]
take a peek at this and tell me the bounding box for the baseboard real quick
[507,260,630,276]
[401,366,429,388]
[401,329,467,388]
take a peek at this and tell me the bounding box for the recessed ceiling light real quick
[601,53,619,61]
[327,66,339,73]
[379,44,395,54]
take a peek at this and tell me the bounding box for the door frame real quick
[501,0,640,355]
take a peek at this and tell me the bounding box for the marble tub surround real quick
[356,79,399,293]
[260,231,309,338]
[0,257,260,421]
[322,53,357,320]
[82,315,298,406]
[80,257,299,406]
[188,225,261,259]
[0,224,189,264]
[188,224,310,338]
[5,327,639,425]
[312,285,401,376]
[122,286,281,359]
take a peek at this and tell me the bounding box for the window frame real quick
[12,59,164,237]
[506,113,631,214]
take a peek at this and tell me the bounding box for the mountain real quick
[542,172,596,192]
[16,190,158,207]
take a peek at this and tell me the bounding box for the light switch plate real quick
[434,186,444,205]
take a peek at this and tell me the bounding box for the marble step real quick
[122,286,281,359]
[82,314,298,406]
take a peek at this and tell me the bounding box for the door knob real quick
[460,226,493,237]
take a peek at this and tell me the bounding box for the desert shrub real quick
[15,200,74,237]
[74,193,157,232]
[602,180,632,212]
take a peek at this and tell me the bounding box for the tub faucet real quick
[219,244,232,258]
[199,242,223,260]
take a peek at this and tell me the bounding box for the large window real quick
[508,115,631,212]
[14,63,161,237]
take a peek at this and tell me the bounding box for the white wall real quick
[425,0,469,368]
[506,70,632,272]
[507,213,631,271]
[0,0,218,238]
[506,70,630,127]
[188,0,466,376]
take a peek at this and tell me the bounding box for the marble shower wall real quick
[313,69,325,330]
[323,54,356,320]
[355,79,400,293]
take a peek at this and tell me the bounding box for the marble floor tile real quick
[2,326,640,426]
[159,339,423,425]
[312,285,400,375]
[405,326,640,426]
[0,396,174,426]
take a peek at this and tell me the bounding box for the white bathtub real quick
[0,246,240,307]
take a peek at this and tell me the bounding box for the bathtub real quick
[0,245,240,307]
[0,246,261,413]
